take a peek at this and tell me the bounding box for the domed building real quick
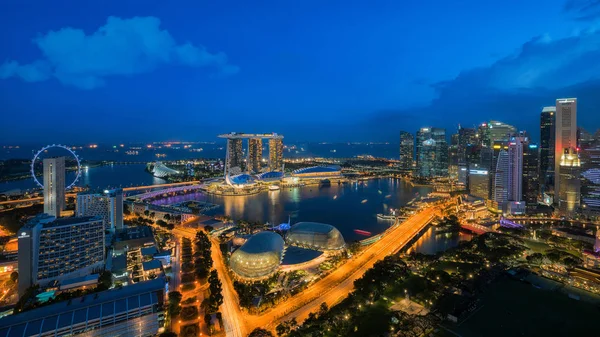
[286,222,345,251]
[230,231,285,279]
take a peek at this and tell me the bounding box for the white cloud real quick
[0,16,238,89]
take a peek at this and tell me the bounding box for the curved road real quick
[209,202,450,336]
[244,205,439,331]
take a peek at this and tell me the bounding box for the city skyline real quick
[3,1,600,143]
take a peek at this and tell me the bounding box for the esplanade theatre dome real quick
[286,222,345,251]
[230,231,285,279]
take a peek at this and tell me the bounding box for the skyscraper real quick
[399,131,414,171]
[268,138,284,171]
[458,127,477,164]
[508,136,525,202]
[493,150,509,210]
[469,169,490,199]
[448,133,459,181]
[416,127,448,177]
[18,214,105,296]
[43,157,65,217]
[76,188,124,231]
[432,128,449,177]
[558,148,581,215]
[479,121,516,147]
[523,143,540,212]
[226,138,244,174]
[248,138,263,174]
[554,98,577,197]
[540,106,556,192]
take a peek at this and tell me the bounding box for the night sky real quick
[2,0,600,144]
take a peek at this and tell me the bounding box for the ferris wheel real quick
[30,144,82,190]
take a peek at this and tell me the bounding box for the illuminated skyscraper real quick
[508,136,525,202]
[416,127,448,177]
[469,169,490,199]
[478,121,516,148]
[554,98,577,197]
[540,106,556,191]
[399,131,414,171]
[558,148,581,215]
[226,138,244,174]
[43,157,65,217]
[493,150,509,210]
[268,138,284,171]
[248,138,263,174]
[523,143,540,212]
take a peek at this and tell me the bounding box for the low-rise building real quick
[0,278,167,337]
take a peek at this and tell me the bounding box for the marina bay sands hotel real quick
[218,133,284,176]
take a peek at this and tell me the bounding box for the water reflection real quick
[152,178,431,243]
[407,227,473,255]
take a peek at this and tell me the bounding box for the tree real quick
[318,302,328,316]
[144,210,150,217]
[164,213,171,221]
[10,271,18,283]
[168,291,182,317]
[208,269,224,312]
[98,270,113,290]
[248,328,274,337]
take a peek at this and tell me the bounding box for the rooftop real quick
[142,260,162,271]
[141,246,159,256]
[0,278,165,331]
[25,214,102,229]
[238,231,284,255]
[290,222,338,234]
[218,132,283,139]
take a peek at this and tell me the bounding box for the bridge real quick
[0,181,203,206]
[499,217,525,229]
[127,184,206,201]
[460,223,494,235]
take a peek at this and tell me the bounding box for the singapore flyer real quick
[30,144,82,190]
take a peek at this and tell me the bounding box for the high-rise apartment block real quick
[76,188,124,231]
[43,157,65,217]
[18,215,105,296]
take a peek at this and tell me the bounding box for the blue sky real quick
[2,0,600,143]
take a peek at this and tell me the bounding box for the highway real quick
[241,204,441,331]
[0,181,201,206]
[210,237,246,337]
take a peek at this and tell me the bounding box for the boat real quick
[333,195,338,200]
[385,194,392,198]
[378,190,382,194]
[376,213,395,220]
[361,199,368,204]
[354,229,372,236]
[268,185,280,191]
